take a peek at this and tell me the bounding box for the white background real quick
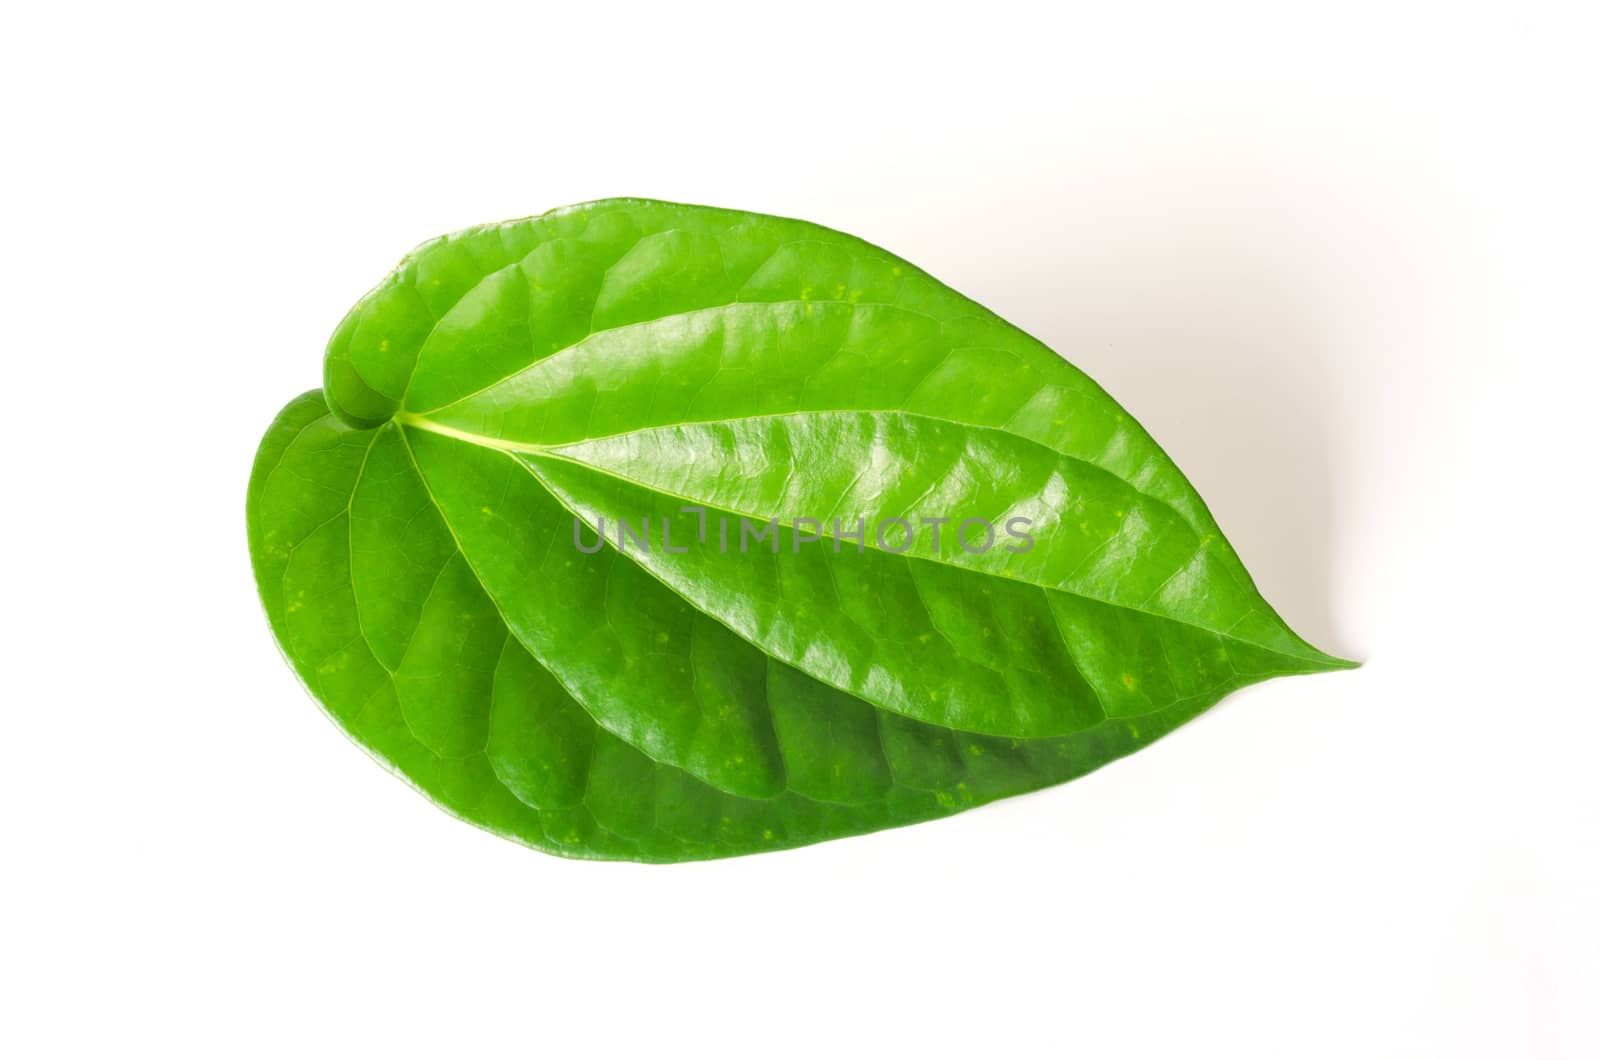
[4,2,1597,1056]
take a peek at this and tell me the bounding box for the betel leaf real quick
[248,198,1351,861]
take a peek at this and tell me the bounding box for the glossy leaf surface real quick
[249,199,1349,860]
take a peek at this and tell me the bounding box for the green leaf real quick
[249,198,1351,861]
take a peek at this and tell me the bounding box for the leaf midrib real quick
[394,410,1334,668]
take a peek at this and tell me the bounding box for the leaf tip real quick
[1305,648,1362,674]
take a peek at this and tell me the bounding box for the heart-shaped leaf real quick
[248,198,1350,861]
